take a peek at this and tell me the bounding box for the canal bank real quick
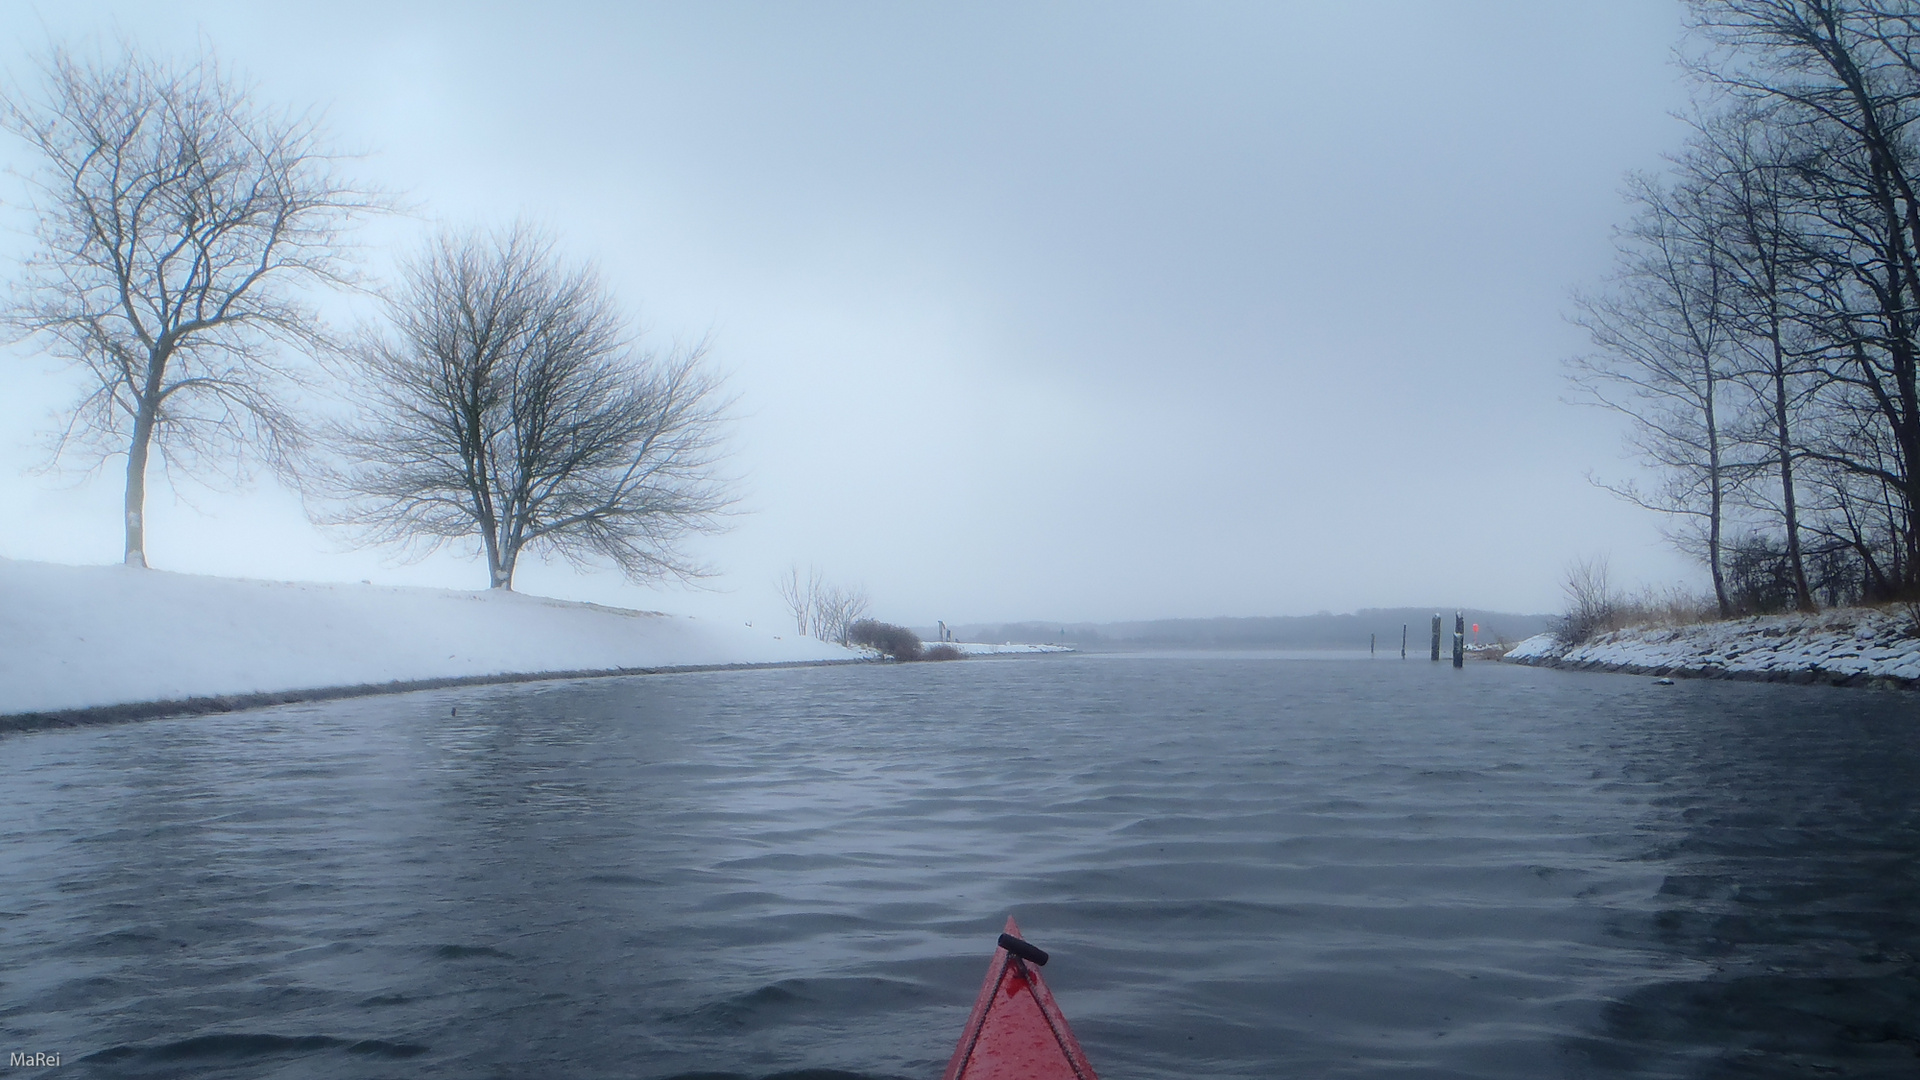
[1502,604,1920,689]
[0,557,864,732]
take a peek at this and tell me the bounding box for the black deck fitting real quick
[998,933,1049,966]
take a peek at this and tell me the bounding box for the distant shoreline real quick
[932,608,1555,653]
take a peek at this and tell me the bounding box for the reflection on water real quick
[1590,682,1920,1077]
[0,656,1914,1078]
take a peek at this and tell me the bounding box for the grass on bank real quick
[1555,555,1920,646]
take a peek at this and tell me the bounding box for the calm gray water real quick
[1,655,1916,1079]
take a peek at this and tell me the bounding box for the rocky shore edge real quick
[1500,605,1920,691]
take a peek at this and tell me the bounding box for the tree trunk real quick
[1704,363,1733,617]
[1708,483,1731,615]
[1768,336,1814,610]
[1900,359,1920,597]
[1848,497,1893,600]
[490,526,516,590]
[123,406,154,568]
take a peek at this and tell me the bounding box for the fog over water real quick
[0,2,1696,623]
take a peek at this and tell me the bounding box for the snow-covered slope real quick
[1503,606,1920,688]
[0,558,861,717]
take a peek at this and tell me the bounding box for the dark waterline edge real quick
[0,658,882,737]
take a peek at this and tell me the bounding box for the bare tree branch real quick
[1570,167,1747,614]
[316,223,735,591]
[1,41,382,566]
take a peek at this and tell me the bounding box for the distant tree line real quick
[1,43,728,590]
[1574,0,1920,614]
[949,610,1557,651]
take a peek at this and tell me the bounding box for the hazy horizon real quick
[0,2,1707,628]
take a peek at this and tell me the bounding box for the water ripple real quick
[1,656,1915,1077]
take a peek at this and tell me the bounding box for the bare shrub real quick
[1724,533,1805,615]
[1559,554,1720,643]
[924,643,964,662]
[776,565,870,643]
[1807,544,1865,609]
[776,565,818,637]
[813,584,871,645]
[846,619,922,661]
[1559,556,1616,644]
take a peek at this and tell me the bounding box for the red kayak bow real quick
[941,917,1099,1080]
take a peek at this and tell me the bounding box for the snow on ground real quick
[1502,606,1920,687]
[0,557,861,717]
[933,641,1075,656]
[1504,633,1567,662]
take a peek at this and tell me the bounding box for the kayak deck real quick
[942,917,1098,1080]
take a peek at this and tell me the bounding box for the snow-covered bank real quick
[0,558,862,723]
[936,641,1075,656]
[1502,606,1920,689]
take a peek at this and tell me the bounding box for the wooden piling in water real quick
[1401,624,1407,659]
[1452,611,1465,669]
[1430,614,1441,662]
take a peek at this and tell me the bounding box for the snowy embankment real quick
[0,558,862,727]
[1502,605,1920,689]
[937,641,1075,656]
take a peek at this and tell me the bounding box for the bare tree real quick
[1,44,375,567]
[323,225,732,590]
[1562,1,1920,606]
[1685,107,1823,609]
[1685,0,1920,595]
[776,564,819,637]
[775,563,870,643]
[1572,171,1747,615]
[811,581,871,645]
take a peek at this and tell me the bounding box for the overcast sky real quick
[0,1,1704,627]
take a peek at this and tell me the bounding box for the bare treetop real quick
[777,564,871,643]
[1570,1,1920,610]
[322,224,734,590]
[2,43,381,566]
